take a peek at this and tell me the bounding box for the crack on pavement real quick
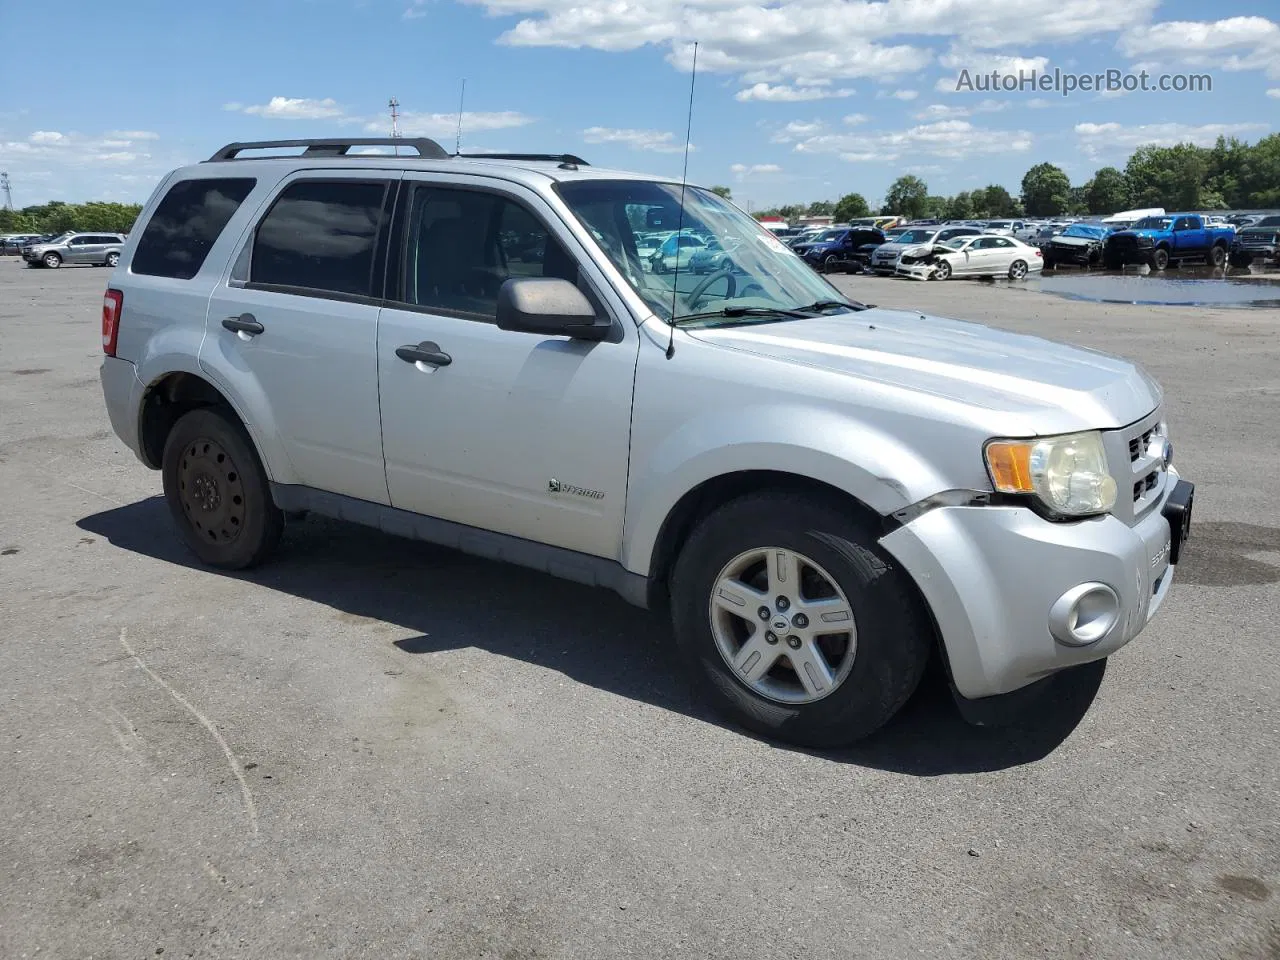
[117,627,260,838]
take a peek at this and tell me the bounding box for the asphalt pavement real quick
[1,258,1277,959]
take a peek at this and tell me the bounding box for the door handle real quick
[396,342,452,367]
[222,314,264,336]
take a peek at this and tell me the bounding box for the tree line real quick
[0,201,143,235]
[738,132,1280,223]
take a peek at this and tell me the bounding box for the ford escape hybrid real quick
[99,137,1194,747]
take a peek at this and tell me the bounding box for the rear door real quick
[203,171,397,505]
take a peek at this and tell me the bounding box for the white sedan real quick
[895,234,1044,281]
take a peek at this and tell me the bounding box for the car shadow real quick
[77,497,1104,776]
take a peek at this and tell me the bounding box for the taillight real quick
[1034,250,1042,257]
[102,289,123,356]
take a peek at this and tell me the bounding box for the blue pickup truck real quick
[1103,213,1235,270]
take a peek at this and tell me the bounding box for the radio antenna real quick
[455,79,467,155]
[666,40,697,360]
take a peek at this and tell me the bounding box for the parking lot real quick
[1,257,1277,959]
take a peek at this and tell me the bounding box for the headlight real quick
[985,431,1117,517]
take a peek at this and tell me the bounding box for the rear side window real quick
[251,179,388,298]
[132,178,256,279]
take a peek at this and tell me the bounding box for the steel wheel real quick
[709,546,857,704]
[177,436,246,544]
[1009,259,1028,280]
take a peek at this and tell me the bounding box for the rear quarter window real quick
[131,178,257,280]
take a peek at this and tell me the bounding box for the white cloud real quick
[1119,16,1280,78]
[935,50,1051,92]
[770,119,827,143]
[582,126,687,152]
[730,162,783,180]
[878,89,919,101]
[913,98,1009,120]
[239,97,347,120]
[1268,88,1280,99]
[366,110,533,137]
[1074,120,1269,158]
[105,130,159,141]
[843,113,869,125]
[472,0,1151,96]
[403,0,428,18]
[795,119,1033,162]
[29,131,65,143]
[735,82,854,102]
[0,129,170,200]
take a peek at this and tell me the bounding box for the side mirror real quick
[496,278,610,341]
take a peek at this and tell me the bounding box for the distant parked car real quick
[688,237,744,274]
[870,225,982,274]
[1,234,41,255]
[896,234,1044,281]
[1042,222,1112,269]
[796,227,886,273]
[23,231,127,268]
[649,232,706,274]
[982,220,1027,237]
[1228,214,1280,268]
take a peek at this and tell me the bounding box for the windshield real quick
[1133,217,1173,230]
[1253,216,1280,228]
[555,180,849,324]
[815,229,845,242]
[895,229,935,244]
[1063,224,1106,239]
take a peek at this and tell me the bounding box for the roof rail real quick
[207,138,449,161]
[457,152,590,168]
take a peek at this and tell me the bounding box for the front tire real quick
[162,408,283,570]
[1206,244,1226,268]
[932,260,952,281]
[1228,251,1254,268]
[670,492,930,748]
[823,254,839,274]
[1150,248,1170,270]
[43,252,62,268]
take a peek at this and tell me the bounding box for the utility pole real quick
[388,97,401,138]
[1,172,12,211]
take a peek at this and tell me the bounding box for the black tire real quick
[1150,247,1170,271]
[105,251,120,268]
[162,407,283,570]
[1206,244,1226,268]
[823,254,839,274]
[670,492,931,748]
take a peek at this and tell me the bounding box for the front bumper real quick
[880,468,1188,700]
[895,261,935,280]
[100,357,148,465]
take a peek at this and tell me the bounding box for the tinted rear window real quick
[131,178,256,279]
[250,179,388,297]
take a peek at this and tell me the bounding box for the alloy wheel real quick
[708,547,857,704]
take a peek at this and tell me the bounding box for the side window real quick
[251,179,388,297]
[68,237,86,246]
[993,237,1014,248]
[399,185,578,320]
[133,178,257,279]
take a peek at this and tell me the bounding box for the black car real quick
[795,227,886,273]
[1042,223,1112,269]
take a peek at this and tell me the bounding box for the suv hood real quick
[687,308,1160,434]
[1240,226,1280,237]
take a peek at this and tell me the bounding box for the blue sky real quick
[2,0,1277,210]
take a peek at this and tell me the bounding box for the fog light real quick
[1048,583,1120,647]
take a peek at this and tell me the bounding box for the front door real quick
[203,172,397,505]
[376,177,638,559]
[65,236,91,263]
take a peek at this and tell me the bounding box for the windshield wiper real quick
[793,298,866,313]
[671,305,812,326]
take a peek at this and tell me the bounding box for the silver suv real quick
[24,231,126,268]
[98,137,1194,747]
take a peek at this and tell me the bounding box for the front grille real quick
[1239,234,1276,247]
[1104,410,1167,526]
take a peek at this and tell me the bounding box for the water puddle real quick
[1030,265,1280,308]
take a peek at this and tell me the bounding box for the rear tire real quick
[1008,259,1029,281]
[105,251,120,268]
[162,407,283,570]
[670,492,931,748]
